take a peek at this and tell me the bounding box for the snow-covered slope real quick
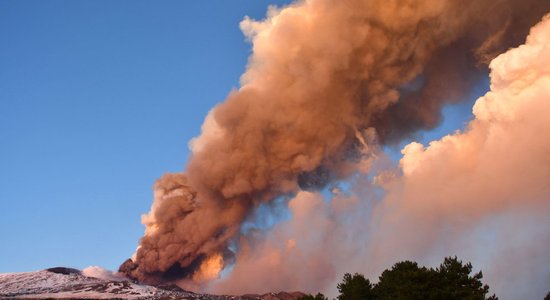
[0,268,188,299]
[0,268,305,300]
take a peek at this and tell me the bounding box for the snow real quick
[0,270,190,299]
[0,269,304,299]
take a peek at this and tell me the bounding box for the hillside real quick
[0,267,305,300]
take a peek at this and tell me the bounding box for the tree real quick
[309,257,497,300]
[337,272,375,300]
[434,256,497,300]
[374,260,434,300]
[298,292,328,300]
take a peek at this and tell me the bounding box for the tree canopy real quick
[337,273,375,300]
[299,256,498,300]
[299,293,329,300]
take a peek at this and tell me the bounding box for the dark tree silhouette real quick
[433,256,497,300]
[374,260,434,300]
[297,292,329,300]
[337,272,375,300]
[326,257,498,300]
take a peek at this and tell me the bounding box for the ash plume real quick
[212,16,550,299]
[121,0,550,289]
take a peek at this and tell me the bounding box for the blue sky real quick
[0,1,482,273]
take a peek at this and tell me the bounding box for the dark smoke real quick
[120,0,549,287]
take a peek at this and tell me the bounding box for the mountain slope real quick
[0,268,305,300]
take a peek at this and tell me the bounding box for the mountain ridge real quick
[0,267,305,300]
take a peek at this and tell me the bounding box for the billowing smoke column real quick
[211,15,550,299]
[120,0,549,287]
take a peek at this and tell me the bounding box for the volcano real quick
[0,267,305,300]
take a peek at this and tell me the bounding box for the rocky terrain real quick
[0,267,305,300]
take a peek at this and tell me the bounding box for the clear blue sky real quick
[0,1,481,273]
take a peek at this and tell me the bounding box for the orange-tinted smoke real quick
[122,0,550,287]
[211,14,550,298]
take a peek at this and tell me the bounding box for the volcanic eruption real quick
[120,0,550,293]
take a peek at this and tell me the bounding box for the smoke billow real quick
[120,0,550,293]
[212,16,550,299]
